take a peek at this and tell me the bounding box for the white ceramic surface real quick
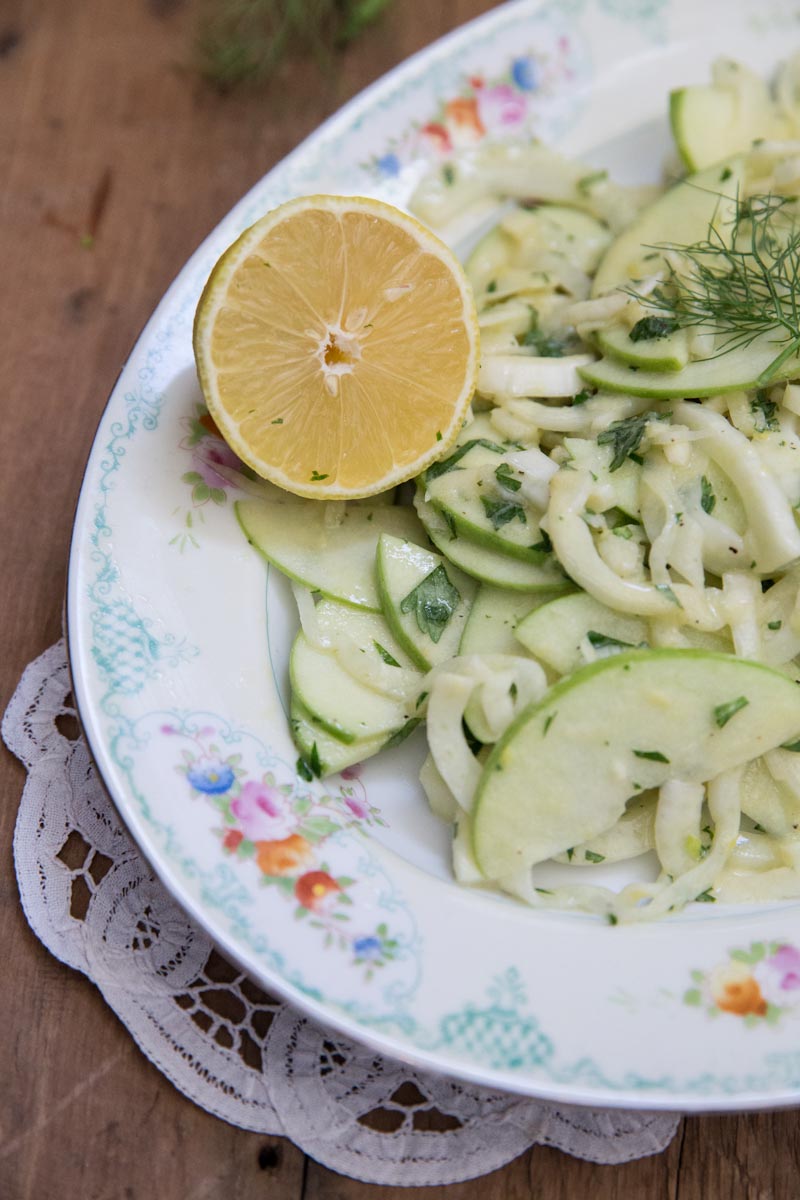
[68,0,800,1110]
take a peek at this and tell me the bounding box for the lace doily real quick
[2,642,680,1186]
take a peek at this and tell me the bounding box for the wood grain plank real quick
[675,1113,800,1200]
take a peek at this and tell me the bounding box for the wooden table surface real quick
[2,1,799,1196]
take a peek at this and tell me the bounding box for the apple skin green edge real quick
[432,497,548,564]
[594,323,689,373]
[579,338,800,399]
[471,648,800,881]
[668,87,724,173]
[235,500,377,611]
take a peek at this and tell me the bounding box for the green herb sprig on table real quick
[196,0,393,91]
[628,192,800,384]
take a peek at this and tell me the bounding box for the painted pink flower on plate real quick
[476,83,527,129]
[192,437,242,490]
[769,944,800,989]
[755,944,800,1006]
[344,796,369,820]
[231,780,296,843]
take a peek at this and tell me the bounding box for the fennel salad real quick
[235,55,800,923]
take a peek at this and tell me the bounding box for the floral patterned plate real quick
[67,0,800,1110]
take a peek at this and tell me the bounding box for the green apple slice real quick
[592,157,743,298]
[670,68,792,172]
[514,592,649,676]
[236,498,425,611]
[305,596,422,700]
[473,649,800,880]
[670,87,740,172]
[595,322,689,373]
[579,334,800,399]
[459,585,561,656]
[289,631,413,744]
[376,533,477,671]
[427,464,546,562]
[414,490,569,592]
[290,698,388,778]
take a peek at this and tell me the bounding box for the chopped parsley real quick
[694,888,716,903]
[751,389,780,432]
[400,564,460,643]
[584,849,605,863]
[629,316,680,342]
[271,417,284,425]
[373,641,401,667]
[519,309,568,357]
[572,389,592,406]
[720,166,733,182]
[296,743,322,780]
[587,630,636,651]
[700,475,716,514]
[495,462,522,492]
[384,717,422,749]
[768,619,782,630]
[543,712,556,735]
[480,496,527,529]
[781,737,800,752]
[415,691,429,710]
[442,163,456,186]
[713,695,749,728]
[597,411,667,471]
[633,748,670,763]
[577,169,608,195]
[530,530,553,554]
[310,469,329,482]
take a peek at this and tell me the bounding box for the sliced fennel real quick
[234,59,800,923]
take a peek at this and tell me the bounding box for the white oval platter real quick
[68,0,800,1110]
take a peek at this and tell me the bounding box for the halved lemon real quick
[193,195,479,499]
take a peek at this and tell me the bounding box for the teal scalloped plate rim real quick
[67,0,800,1111]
